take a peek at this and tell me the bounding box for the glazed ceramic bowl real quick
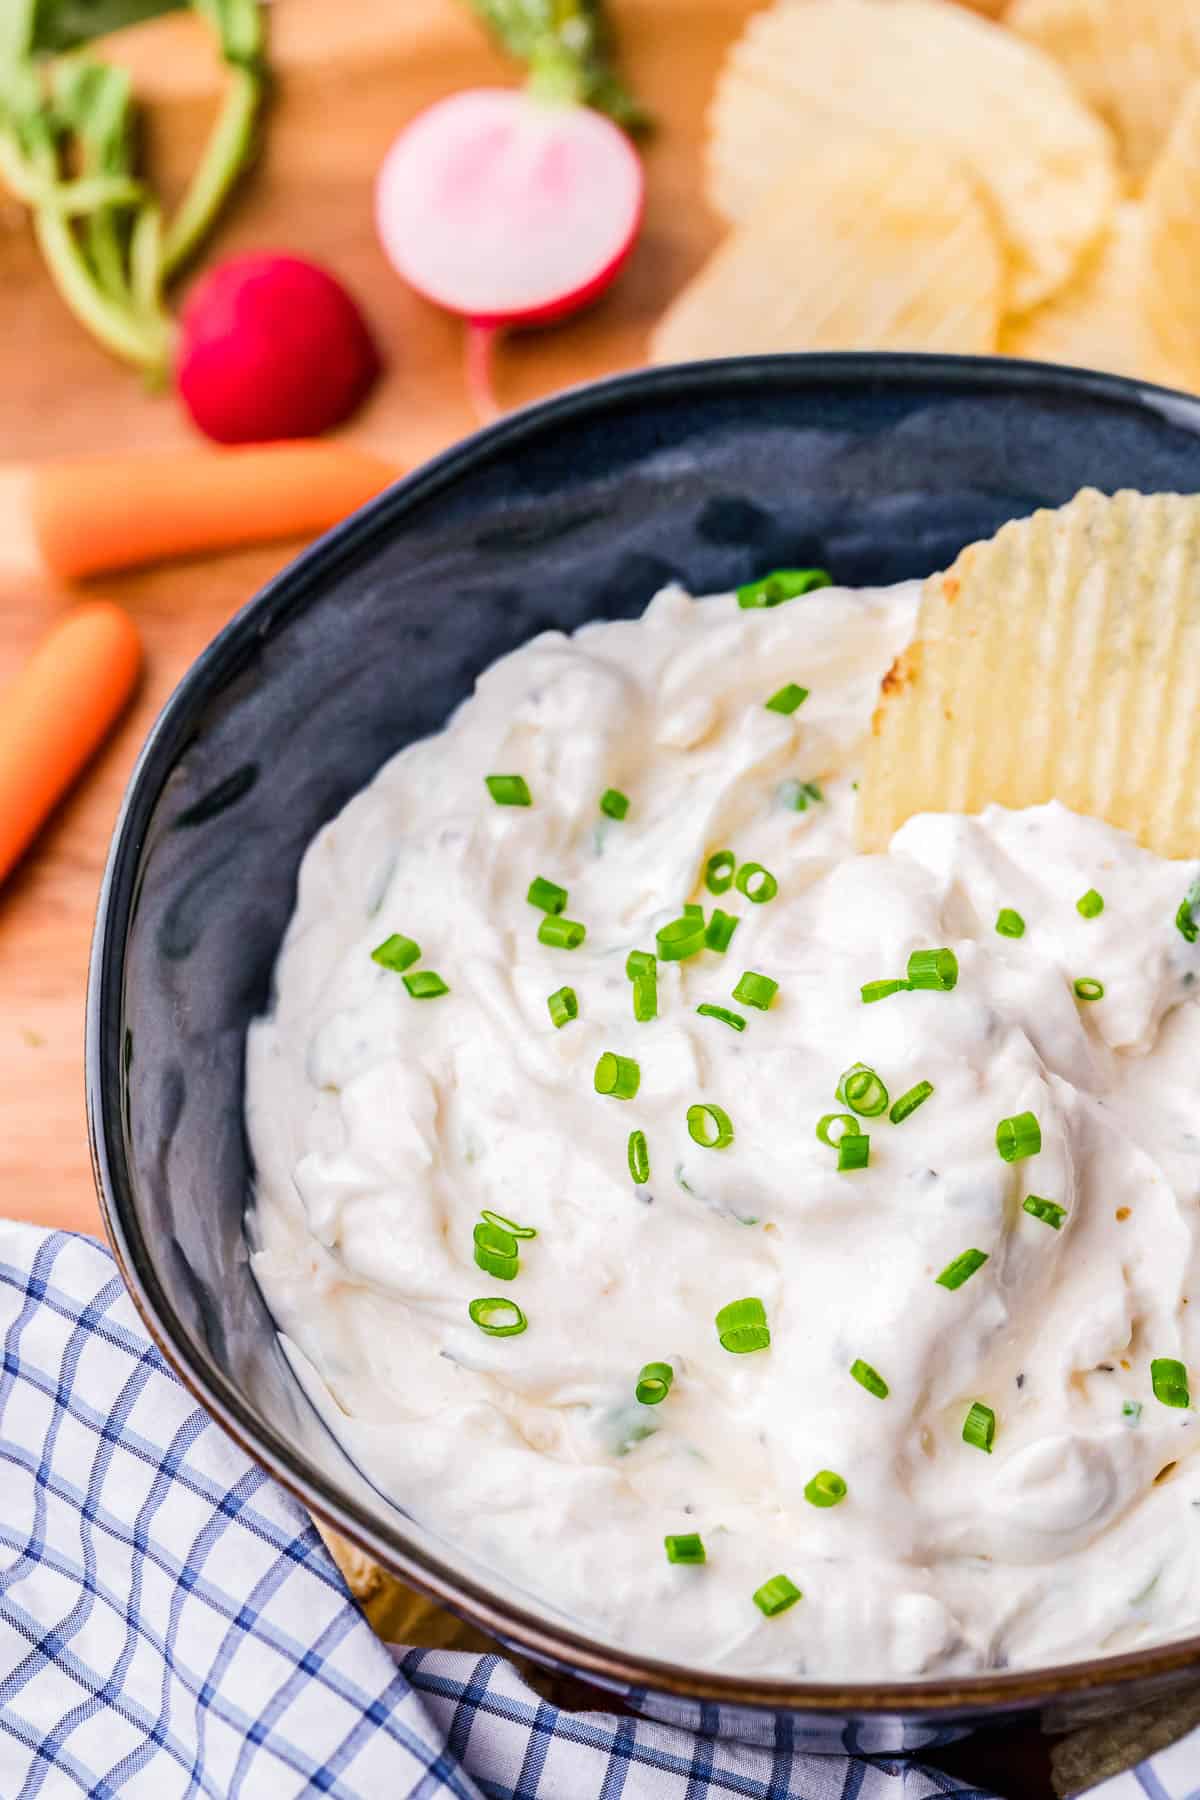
[88,354,1200,1754]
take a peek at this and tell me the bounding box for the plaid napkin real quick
[0,1222,1183,1800]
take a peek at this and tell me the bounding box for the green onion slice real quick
[736,568,833,609]
[765,682,809,715]
[753,1574,802,1617]
[484,774,531,807]
[1152,1356,1190,1408]
[838,1133,870,1172]
[403,970,450,999]
[1023,1195,1066,1229]
[636,1361,673,1405]
[473,1220,520,1281]
[837,1062,889,1118]
[626,950,656,980]
[804,1469,847,1508]
[538,916,586,950]
[468,1297,527,1337]
[632,974,658,1023]
[862,978,908,1004]
[705,910,740,953]
[657,916,706,961]
[733,970,778,1010]
[547,986,578,1028]
[687,1103,734,1149]
[1077,888,1104,919]
[816,1113,858,1148]
[936,1248,988,1290]
[480,1210,537,1240]
[684,903,704,920]
[527,876,568,914]
[963,1401,995,1453]
[600,787,630,820]
[906,948,958,991]
[889,1081,933,1124]
[697,1003,745,1033]
[995,908,1026,939]
[850,1359,889,1399]
[705,850,736,895]
[595,1052,640,1100]
[1176,877,1200,943]
[371,933,420,973]
[664,1532,706,1565]
[716,1296,770,1354]
[1123,1399,1143,1426]
[996,1111,1041,1162]
[628,1129,650,1185]
[1073,977,1104,1002]
[735,862,778,905]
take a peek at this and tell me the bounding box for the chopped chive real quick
[468,1296,527,1337]
[735,862,778,904]
[889,1080,933,1124]
[716,1296,770,1353]
[1176,877,1200,943]
[1077,888,1104,919]
[687,1102,734,1149]
[995,908,1026,939]
[539,916,586,950]
[837,1062,889,1118]
[816,1112,858,1148]
[527,876,568,914]
[963,1401,995,1453]
[765,682,809,715]
[403,970,450,999]
[838,1133,870,1172]
[664,1532,706,1565]
[628,1129,650,1185]
[547,986,578,1028]
[485,774,531,806]
[804,1469,847,1508]
[636,1361,673,1405]
[705,909,740,953]
[1152,1357,1190,1409]
[785,779,824,812]
[371,933,421,973]
[595,1052,640,1100]
[697,1003,746,1033]
[473,1220,520,1281]
[1073,977,1104,1002]
[626,950,656,980]
[753,1574,802,1617]
[1023,1195,1066,1229]
[733,970,778,1010]
[600,787,630,820]
[737,568,832,609]
[997,1111,1041,1163]
[862,978,908,1004]
[633,973,658,1022]
[480,1210,537,1239]
[907,948,958,991]
[705,850,736,895]
[850,1359,889,1399]
[657,915,706,961]
[936,1248,988,1290]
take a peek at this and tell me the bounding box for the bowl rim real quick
[88,352,1200,1714]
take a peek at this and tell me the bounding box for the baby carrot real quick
[0,603,141,887]
[0,441,399,581]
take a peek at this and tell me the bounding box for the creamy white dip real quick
[247,577,1200,1680]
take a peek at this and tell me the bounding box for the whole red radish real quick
[176,254,382,444]
[375,89,643,418]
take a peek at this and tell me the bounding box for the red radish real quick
[375,88,644,420]
[176,254,382,445]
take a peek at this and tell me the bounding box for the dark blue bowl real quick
[87,355,1200,1749]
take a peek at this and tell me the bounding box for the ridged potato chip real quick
[857,490,1200,859]
[1009,0,1200,187]
[1143,85,1200,393]
[707,0,1117,312]
[651,135,1003,364]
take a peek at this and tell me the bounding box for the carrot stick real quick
[0,603,141,887]
[1,442,399,581]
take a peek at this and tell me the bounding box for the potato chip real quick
[1009,0,1200,187]
[651,134,1003,364]
[1143,84,1200,393]
[856,490,1200,859]
[706,0,1117,312]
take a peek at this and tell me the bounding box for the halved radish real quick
[376,87,644,418]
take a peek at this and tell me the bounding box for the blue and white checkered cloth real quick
[0,1222,1191,1800]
